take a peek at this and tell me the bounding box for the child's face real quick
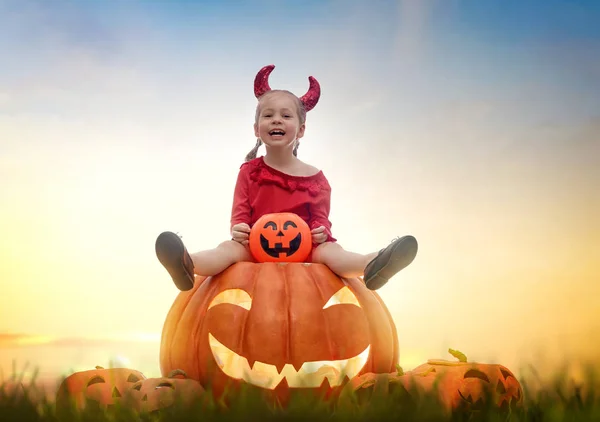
[254,92,305,151]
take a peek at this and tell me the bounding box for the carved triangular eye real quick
[496,381,507,394]
[463,369,490,383]
[208,289,252,311]
[323,286,361,309]
[500,369,513,380]
[127,373,141,383]
[87,376,105,386]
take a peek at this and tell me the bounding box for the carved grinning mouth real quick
[260,232,302,258]
[207,287,370,390]
[209,334,369,389]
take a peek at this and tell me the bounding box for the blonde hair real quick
[245,90,306,162]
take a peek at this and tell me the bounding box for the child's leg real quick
[189,240,252,276]
[311,242,378,278]
[312,236,418,290]
[155,232,252,291]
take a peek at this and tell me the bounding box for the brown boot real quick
[155,231,195,291]
[363,235,418,290]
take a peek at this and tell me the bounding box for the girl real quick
[155,65,418,291]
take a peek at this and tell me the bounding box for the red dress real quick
[230,156,337,247]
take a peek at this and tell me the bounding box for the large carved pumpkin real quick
[249,213,312,263]
[160,262,399,404]
[55,366,145,411]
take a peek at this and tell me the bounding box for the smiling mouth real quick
[260,233,302,258]
[208,333,370,389]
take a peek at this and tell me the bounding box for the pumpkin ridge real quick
[283,264,292,367]
[307,264,336,361]
[188,277,217,378]
[370,290,399,372]
[160,278,202,376]
[240,263,261,367]
[346,277,397,372]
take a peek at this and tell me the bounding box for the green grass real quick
[1,363,599,422]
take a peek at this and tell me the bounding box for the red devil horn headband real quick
[253,64,321,112]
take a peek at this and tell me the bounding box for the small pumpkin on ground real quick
[55,366,145,411]
[249,213,312,263]
[341,349,524,413]
[407,349,524,412]
[129,369,207,413]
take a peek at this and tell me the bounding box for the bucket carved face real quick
[160,262,399,403]
[55,366,145,411]
[249,213,312,263]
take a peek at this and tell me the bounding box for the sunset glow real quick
[1,0,598,392]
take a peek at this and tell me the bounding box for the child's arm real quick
[308,189,337,245]
[230,166,252,231]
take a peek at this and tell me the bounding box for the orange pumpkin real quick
[340,371,409,405]
[407,351,524,412]
[129,369,206,413]
[1,380,25,401]
[160,261,399,404]
[55,366,145,411]
[249,213,312,263]
[342,351,523,414]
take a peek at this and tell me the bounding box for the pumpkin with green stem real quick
[342,349,524,413]
[408,349,524,412]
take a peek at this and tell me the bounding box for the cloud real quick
[0,0,124,57]
[0,333,160,349]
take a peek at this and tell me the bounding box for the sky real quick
[1,0,599,391]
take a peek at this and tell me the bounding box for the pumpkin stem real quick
[95,366,104,370]
[417,367,436,377]
[168,369,188,378]
[395,364,404,376]
[448,348,468,362]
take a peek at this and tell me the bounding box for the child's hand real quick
[231,223,251,246]
[311,226,328,244]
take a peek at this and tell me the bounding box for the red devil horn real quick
[299,76,321,112]
[254,64,274,98]
[254,64,321,112]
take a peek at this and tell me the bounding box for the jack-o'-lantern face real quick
[455,366,523,411]
[160,262,399,403]
[55,366,145,411]
[129,370,205,413]
[206,286,369,389]
[249,213,312,263]
[409,359,524,412]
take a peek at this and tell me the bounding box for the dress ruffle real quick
[243,157,330,197]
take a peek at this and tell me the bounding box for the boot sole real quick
[155,232,195,291]
[365,235,418,290]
